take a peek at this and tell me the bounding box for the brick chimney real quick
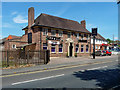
[28,7,34,32]
[81,20,86,29]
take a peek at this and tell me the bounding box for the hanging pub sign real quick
[92,28,97,36]
[46,36,61,41]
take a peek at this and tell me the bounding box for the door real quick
[69,43,73,57]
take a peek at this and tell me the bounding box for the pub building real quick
[21,7,91,57]
[0,7,91,57]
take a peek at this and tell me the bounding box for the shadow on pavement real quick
[73,66,120,89]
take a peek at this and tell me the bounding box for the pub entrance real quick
[69,43,73,57]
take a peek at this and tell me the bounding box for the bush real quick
[75,53,77,57]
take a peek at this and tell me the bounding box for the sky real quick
[1,2,118,40]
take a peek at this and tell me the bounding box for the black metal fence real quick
[0,50,50,67]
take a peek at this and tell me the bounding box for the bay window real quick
[67,32,71,38]
[43,28,48,36]
[86,45,89,52]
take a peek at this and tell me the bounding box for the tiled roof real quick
[96,33,107,41]
[23,13,91,33]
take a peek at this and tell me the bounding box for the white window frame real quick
[76,44,79,53]
[51,30,56,36]
[86,45,89,53]
[43,43,48,50]
[67,32,71,38]
[81,45,84,53]
[12,44,16,49]
[51,45,56,53]
[76,33,79,39]
[81,34,84,40]
[43,28,48,36]
[58,30,63,37]
[59,44,63,53]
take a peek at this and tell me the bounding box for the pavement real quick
[1,55,118,75]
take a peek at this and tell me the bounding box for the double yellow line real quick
[0,60,114,78]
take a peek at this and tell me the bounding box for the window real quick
[81,34,84,40]
[43,43,47,50]
[67,32,71,38]
[86,45,89,52]
[28,33,32,43]
[12,44,16,49]
[81,45,84,52]
[43,28,48,36]
[51,44,56,53]
[51,30,56,36]
[76,33,79,39]
[59,44,63,53]
[58,30,63,37]
[96,46,98,49]
[86,34,89,40]
[76,44,79,53]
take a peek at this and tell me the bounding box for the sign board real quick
[78,40,87,43]
[92,28,97,36]
[47,36,61,41]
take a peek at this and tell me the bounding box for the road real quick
[2,55,120,89]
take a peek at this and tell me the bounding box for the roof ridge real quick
[41,13,79,24]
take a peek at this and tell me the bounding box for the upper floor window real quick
[12,44,16,49]
[81,34,84,40]
[67,32,71,38]
[76,33,79,39]
[86,34,89,40]
[51,30,56,36]
[43,28,48,36]
[28,32,32,44]
[58,30,63,37]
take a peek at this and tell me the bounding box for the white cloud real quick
[11,12,17,15]
[114,37,118,40]
[2,23,14,28]
[13,15,28,23]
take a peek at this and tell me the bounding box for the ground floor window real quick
[59,44,63,53]
[86,45,89,52]
[76,44,79,53]
[43,43,47,50]
[81,45,84,52]
[51,44,56,53]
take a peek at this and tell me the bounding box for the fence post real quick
[7,50,9,67]
[27,50,29,64]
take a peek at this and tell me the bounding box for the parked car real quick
[92,50,106,56]
[105,50,112,56]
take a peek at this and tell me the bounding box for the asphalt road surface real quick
[2,55,120,89]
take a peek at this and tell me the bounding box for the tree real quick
[107,38,112,44]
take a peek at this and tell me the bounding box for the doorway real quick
[69,43,73,57]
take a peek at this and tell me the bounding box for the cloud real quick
[2,23,14,28]
[11,12,17,15]
[114,37,118,40]
[13,15,28,23]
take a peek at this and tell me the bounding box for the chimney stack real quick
[81,20,86,29]
[28,7,34,32]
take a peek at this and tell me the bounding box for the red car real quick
[105,50,112,56]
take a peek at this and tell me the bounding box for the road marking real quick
[86,66,107,70]
[1,60,114,78]
[12,74,64,85]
